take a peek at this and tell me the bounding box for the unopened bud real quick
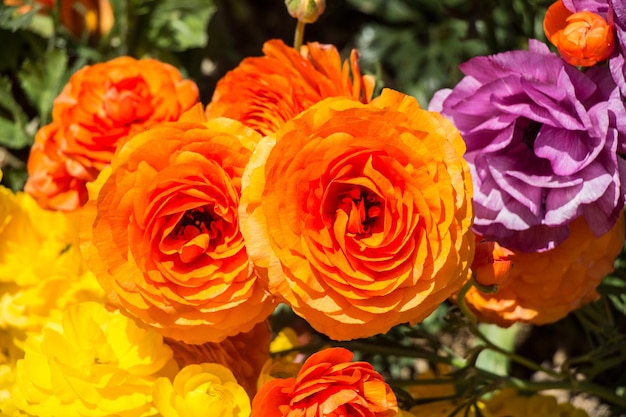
[285,0,326,24]
[472,237,515,288]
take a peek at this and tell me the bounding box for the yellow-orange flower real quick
[484,388,589,417]
[251,347,398,417]
[464,212,624,326]
[26,56,199,211]
[153,363,251,417]
[165,321,271,399]
[3,0,113,37]
[544,0,614,66]
[80,115,275,344]
[206,39,375,136]
[240,89,474,340]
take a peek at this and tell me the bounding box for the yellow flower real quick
[484,389,589,417]
[0,329,22,416]
[153,363,251,417]
[269,327,299,354]
[257,327,303,390]
[0,192,75,287]
[12,302,178,417]
[0,183,104,340]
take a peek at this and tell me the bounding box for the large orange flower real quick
[26,56,199,211]
[80,112,275,344]
[464,212,625,326]
[206,38,375,136]
[240,89,474,340]
[251,347,398,417]
[166,321,271,399]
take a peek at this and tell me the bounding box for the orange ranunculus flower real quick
[24,122,93,211]
[25,56,199,211]
[464,212,625,327]
[251,347,398,417]
[80,114,276,344]
[166,321,271,399]
[206,38,375,136]
[240,88,475,340]
[472,237,515,287]
[544,0,614,66]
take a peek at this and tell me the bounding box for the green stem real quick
[507,378,626,410]
[293,19,306,50]
[457,278,562,378]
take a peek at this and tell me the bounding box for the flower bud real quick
[472,237,515,288]
[284,0,326,23]
[544,0,614,66]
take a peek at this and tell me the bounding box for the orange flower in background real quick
[544,0,614,66]
[240,89,474,340]
[80,114,275,344]
[24,122,92,211]
[25,56,199,211]
[3,0,114,38]
[166,321,271,399]
[472,237,515,287]
[251,347,398,417]
[464,212,625,327]
[206,38,375,136]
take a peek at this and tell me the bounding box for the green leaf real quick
[0,117,30,149]
[17,48,68,125]
[474,323,520,376]
[0,76,31,149]
[601,275,626,316]
[146,0,216,51]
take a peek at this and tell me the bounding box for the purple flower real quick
[609,0,626,96]
[430,40,626,252]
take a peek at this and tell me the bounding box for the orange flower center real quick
[335,185,383,238]
[103,77,153,125]
[167,206,229,263]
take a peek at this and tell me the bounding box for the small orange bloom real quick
[472,237,515,287]
[80,115,275,344]
[25,122,93,211]
[240,89,474,340]
[3,0,113,38]
[166,321,271,399]
[26,56,199,211]
[464,212,625,326]
[206,39,375,136]
[251,347,398,417]
[544,0,614,66]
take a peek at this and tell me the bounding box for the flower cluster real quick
[431,0,626,325]
[2,0,625,416]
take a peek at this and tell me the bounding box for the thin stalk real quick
[293,19,306,50]
[456,279,562,378]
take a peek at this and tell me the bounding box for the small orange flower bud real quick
[284,0,326,23]
[544,0,614,66]
[472,237,515,287]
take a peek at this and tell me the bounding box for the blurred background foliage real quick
[0,0,554,191]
